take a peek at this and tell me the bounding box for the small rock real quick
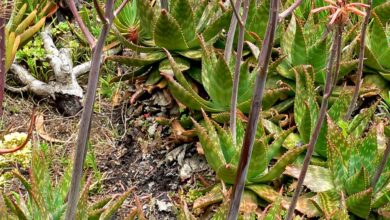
[156,200,173,212]
[148,123,158,136]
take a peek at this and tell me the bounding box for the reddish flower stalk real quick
[64,0,115,218]
[0,2,7,116]
[224,0,242,62]
[230,0,249,148]
[226,0,279,218]
[344,0,372,120]
[0,16,5,117]
[67,0,96,47]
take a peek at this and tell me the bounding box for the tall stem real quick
[67,0,96,47]
[226,0,279,219]
[64,0,115,219]
[0,14,5,117]
[285,24,343,220]
[344,0,372,120]
[224,0,242,62]
[230,0,249,147]
[279,0,303,20]
[161,0,168,10]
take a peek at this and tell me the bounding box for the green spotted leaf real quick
[212,121,235,164]
[251,145,306,183]
[248,139,268,179]
[99,190,133,220]
[345,167,369,196]
[247,3,269,41]
[347,103,377,138]
[171,0,196,43]
[312,190,340,218]
[263,198,282,220]
[367,17,390,69]
[282,16,307,67]
[107,52,166,66]
[307,38,328,73]
[202,10,232,43]
[2,194,28,220]
[372,187,390,208]
[327,140,348,189]
[201,52,233,108]
[154,10,189,50]
[267,127,295,161]
[136,0,155,38]
[164,74,220,111]
[158,56,190,74]
[373,1,390,23]
[192,119,226,172]
[346,188,373,219]
[177,50,202,60]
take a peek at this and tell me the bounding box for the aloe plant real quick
[108,0,231,83]
[277,14,358,84]
[163,41,290,113]
[285,113,389,219]
[292,66,380,157]
[1,145,132,219]
[190,183,288,219]
[188,111,323,217]
[113,0,138,43]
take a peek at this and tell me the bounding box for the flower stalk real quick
[229,0,249,147]
[65,0,115,218]
[227,0,279,218]
[344,0,372,120]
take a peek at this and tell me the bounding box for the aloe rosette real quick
[190,110,323,217]
[285,113,389,219]
[163,39,290,113]
[113,0,138,42]
[277,15,357,84]
[291,66,379,158]
[108,0,231,83]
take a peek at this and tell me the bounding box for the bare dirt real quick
[1,88,214,219]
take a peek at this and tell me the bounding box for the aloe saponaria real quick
[291,67,379,158]
[285,111,389,219]
[108,0,231,84]
[277,15,358,84]
[163,40,291,113]
[190,110,323,217]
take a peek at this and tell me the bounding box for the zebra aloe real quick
[285,112,389,219]
[108,0,231,83]
[291,67,370,158]
[277,14,358,84]
[162,39,290,113]
[190,110,321,217]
